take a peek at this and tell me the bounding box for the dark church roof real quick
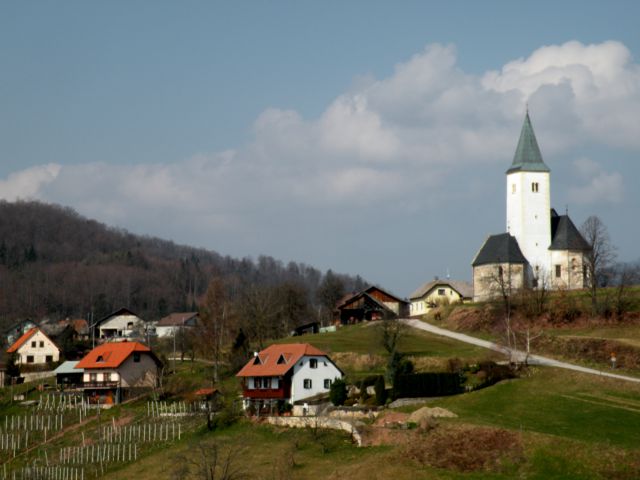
[506,112,550,174]
[472,233,529,267]
[550,211,591,251]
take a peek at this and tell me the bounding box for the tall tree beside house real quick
[198,278,235,382]
[580,216,616,316]
[317,269,345,325]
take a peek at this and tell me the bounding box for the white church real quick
[472,112,591,302]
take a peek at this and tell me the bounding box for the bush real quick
[374,375,386,405]
[208,405,238,430]
[393,372,463,399]
[329,378,348,406]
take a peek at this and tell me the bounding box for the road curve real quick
[402,318,640,384]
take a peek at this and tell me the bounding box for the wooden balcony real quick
[242,387,289,400]
[83,381,119,389]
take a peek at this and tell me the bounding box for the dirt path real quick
[402,318,640,384]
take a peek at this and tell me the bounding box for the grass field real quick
[2,321,640,479]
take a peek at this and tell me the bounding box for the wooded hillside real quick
[0,200,366,329]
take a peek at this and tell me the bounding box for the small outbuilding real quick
[53,361,84,389]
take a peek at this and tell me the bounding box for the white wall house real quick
[96,308,145,340]
[6,328,60,365]
[236,343,343,414]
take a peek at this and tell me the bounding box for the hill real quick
[0,200,366,330]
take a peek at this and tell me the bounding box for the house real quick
[6,327,60,366]
[155,312,199,338]
[53,361,84,389]
[336,286,409,324]
[75,341,162,405]
[291,321,320,336]
[94,308,146,341]
[236,343,343,414]
[409,279,473,316]
[471,111,591,301]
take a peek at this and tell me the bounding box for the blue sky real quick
[2,1,639,297]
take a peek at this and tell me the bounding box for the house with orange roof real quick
[75,340,162,405]
[236,343,343,414]
[6,327,60,366]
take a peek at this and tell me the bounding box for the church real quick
[472,112,591,302]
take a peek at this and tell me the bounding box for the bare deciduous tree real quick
[172,441,247,480]
[580,216,617,315]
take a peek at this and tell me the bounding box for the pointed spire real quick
[507,111,550,174]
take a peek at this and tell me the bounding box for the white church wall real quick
[506,171,551,277]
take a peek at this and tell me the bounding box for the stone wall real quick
[264,416,362,446]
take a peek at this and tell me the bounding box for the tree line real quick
[0,200,366,332]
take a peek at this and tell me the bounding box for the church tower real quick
[505,112,551,279]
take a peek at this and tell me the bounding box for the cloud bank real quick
[1,40,638,285]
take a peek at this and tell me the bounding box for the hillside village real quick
[0,113,638,479]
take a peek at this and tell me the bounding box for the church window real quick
[555,265,562,278]
[531,182,539,192]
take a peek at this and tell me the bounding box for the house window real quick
[309,358,318,369]
[39,341,44,348]
[90,373,97,382]
[133,352,141,363]
[254,377,262,389]
[31,341,37,348]
[263,378,271,389]
[277,355,287,365]
[26,355,34,363]
[127,322,134,330]
[45,355,53,363]
[324,379,332,389]
[531,182,539,192]
[438,288,446,296]
[303,379,312,389]
[555,265,562,278]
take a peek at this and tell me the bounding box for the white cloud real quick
[0,164,61,201]
[1,40,638,257]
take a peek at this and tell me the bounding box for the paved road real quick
[402,318,640,384]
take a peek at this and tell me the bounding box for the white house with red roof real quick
[75,340,162,405]
[6,327,60,365]
[236,343,343,413]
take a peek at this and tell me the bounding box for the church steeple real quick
[506,111,550,174]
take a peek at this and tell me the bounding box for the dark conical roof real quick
[506,112,550,174]
[549,212,591,251]
[472,233,529,267]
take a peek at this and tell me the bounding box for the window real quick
[277,354,287,365]
[39,341,44,348]
[437,288,446,296]
[127,322,134,330]
[133,352,141,363]
[309,358,318,369]
[90,373,97,382]
[253,355,262,365]
[96,355,104,363]
[303,379,312,389]
[263,378,271,389]
[531,182,539,192]
[26,355,34,363]
[31,341,37,348]
[254,377,262,389]
[555,265,562,278]
[45,355,53,363]
[324,379,332,389]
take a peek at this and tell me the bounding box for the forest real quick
[0,200,367,334]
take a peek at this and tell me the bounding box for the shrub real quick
[374,375,386,405]
[329,378,348,406]
[393,372,463,399]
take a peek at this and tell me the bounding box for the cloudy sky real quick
[2,1,639,297]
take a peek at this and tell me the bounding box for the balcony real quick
[83,381,119,389]
[242,387,289,400]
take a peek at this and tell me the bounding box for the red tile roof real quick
[7,327,39,353]
[236,343,327,377]
[194,387,218,396]
[75,341,157,369]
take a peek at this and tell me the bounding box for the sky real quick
[1,1,639,298]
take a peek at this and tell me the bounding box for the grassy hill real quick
[2,323,640,479]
